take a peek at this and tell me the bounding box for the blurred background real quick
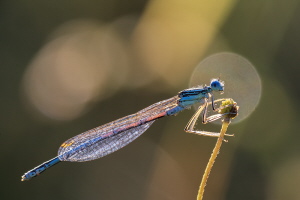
[1,0,300,199]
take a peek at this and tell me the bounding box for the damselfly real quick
[21,78,226,181]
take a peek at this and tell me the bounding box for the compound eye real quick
[210,79,224,91]
[211,81,219,88]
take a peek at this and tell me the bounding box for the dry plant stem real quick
[197,117,231,200]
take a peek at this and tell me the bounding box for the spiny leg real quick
[184,103,206,132]
[202,97,234,124]
[210,97,231,112]
[210,93,216,111]
[202,98,209,124]
[185,112,235,138]
[184,98,235,140]
[184,101,226,138]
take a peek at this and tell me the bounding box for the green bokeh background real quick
[1,1,299,200]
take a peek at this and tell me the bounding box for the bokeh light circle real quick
[22,20,130,121]
[189,52,262,123]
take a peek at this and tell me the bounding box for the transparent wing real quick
[58,121,155,162]
[57,96,180,162]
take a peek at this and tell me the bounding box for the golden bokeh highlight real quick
[22,20,130,120]
[132,0,237,86]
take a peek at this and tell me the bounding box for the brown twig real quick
[197,99,239,200]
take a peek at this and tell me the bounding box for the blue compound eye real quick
[210,79,224,91]
[212,82,217,88]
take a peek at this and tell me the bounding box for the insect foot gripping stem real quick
[219,98,239,120]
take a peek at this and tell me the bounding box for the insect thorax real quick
[177,87,210,108]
